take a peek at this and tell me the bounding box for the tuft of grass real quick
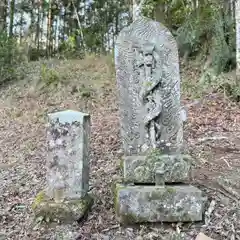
[181,60,240,102]
[40,64,60,86]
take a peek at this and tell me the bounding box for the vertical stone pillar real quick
[32,110,93,223]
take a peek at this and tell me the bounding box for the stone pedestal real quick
[123,153,191,183]
[114,150,205,224]
[115,184,204,223]
[32,191,93,223]
[32,110,93,223]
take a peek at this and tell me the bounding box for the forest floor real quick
[0,56,240,240]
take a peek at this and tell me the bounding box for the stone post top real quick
[48,110,90,124]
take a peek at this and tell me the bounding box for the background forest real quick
[0,0,240,100]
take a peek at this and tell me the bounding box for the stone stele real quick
[114,17,205,223]
[115,17,184,156]
[114,16,191,183]
[32,110,93,223]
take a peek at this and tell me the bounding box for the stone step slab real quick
[114,184,205,224]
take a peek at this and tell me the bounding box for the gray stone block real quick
[32,110,93,224]
[123,152,191,184]
[46,110,90,200]
[114,184,204,223]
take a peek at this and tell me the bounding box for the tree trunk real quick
[132,0,145,21]
[9,0,15,37]
[71,0,86,53]
[0,0,6,32]
[20,8,24,43]
[154,3,165,24]
[236,0,240,81]
[36,1,41,52]
[46,0,52,57]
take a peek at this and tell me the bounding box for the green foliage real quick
[0,31,22,84]
[142,0,236,84]
[0,0,238,101]
[40,64,60,86]
[175,2,236,75]
[28,48,46,61]
[182,65,240,102]
[58,34,84,59]
[142,0,190,28]
[201,71,240,101]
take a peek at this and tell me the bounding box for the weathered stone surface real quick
[114,184,204,223]
[32,191,93,223]
[115,17,184,156]
[32,110,93,223]
[46,110,90,201]
[114,16,205,225]
[123,150,191,183]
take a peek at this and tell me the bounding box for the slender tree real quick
[236,0,240,81]
[0,0,7,32]
[46,0,52,56]
[9,0,15,37]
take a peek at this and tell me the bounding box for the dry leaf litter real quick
[0,58,240,240]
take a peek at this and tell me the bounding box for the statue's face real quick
[144,53,153,66]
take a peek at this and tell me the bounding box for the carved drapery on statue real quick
[115,17,183,156]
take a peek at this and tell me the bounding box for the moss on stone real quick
[147,187,176,201]
[32,192,93,223]
[120,212,147,224]
[32,190,48,210]
[124,151,191,183]
[113,183,126,217]
[115,184,203,223]
[146,148,163,162]
[119,158,124,171]
[166,186,177,194]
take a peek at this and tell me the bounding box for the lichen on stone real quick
[32,192,93,223]
[115,184,204,223]
[124,151,191,184]
[32,190,48,210]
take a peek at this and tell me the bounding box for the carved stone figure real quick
[115,17,183,156]
[114,17,205,224]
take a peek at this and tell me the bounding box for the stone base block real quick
[114,184,204,224]
[123,152,191,183]
[32,191,93,223]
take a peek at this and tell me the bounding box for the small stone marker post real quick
[114,17,205,223]
[32,110,93,223]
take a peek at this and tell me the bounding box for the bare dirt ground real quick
[0,57,240,240]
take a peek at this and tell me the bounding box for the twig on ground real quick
[204,200,216,226]
[101,224,120,233]
[222,158,232,169]
[197,136,228,143]
[217,183,240,201]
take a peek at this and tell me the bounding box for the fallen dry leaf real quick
[195,232,214,240]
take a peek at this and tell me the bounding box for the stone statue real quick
[114,16,205,224]
[115,17,183,156]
